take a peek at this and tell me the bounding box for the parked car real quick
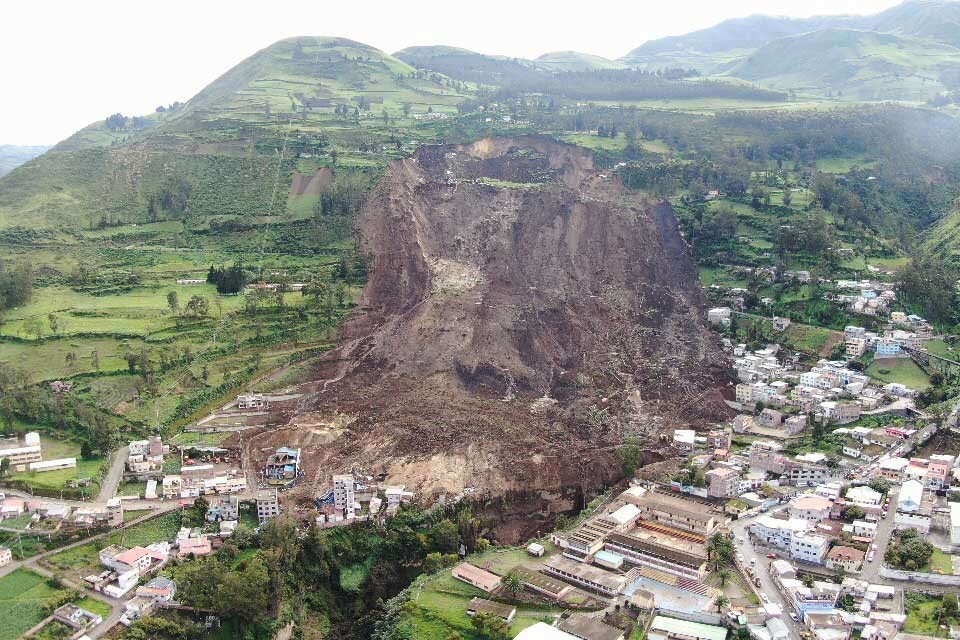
[790,612,799,622]
[766,553,777,559]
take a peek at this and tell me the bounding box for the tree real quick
[47,314,59,335]
[782,189,793,207]
[0,457,9,479]
[80,441,94,460]
[90,349,100,372]
[166,291,179,315]
[867,478,890,495]
[25,318,44,341]
[708,533,734,569]
[842,505,865,522]
[716,568,731,586]
[715,594,730,612]
[193,496,210,524]
[471,613,510,640]
[502,571,523,596]
[184,295,209,319]
[430,519,461,555]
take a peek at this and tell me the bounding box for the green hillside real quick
[927,205,960,257]
[728,29,960,100]
[0,36,474,231]
[535,51,627,71]
[621,0,960,101]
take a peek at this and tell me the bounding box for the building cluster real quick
[312,473,414,528]
[827,279,897,316]
[124,436,165,481]
[769,559,904,640]
[0,495,124,529]
[0,431,77,474]
[160,445,244,499]
[844,321,932,360]
[733,351,913,428]
[90,541,171,598]
[749,478,891,570]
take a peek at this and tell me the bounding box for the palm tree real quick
[502,571,523,597]
[715,595,730,613]
[716,568,731,587]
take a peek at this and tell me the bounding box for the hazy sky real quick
[3,0,903,145]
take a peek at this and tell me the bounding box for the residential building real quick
[264,447,301,484]
[178,536,212,557]
[826,546,865,574]
[236,393,267,410]
[106,497,124,527]
[820,401,861,425]
[0,546,11,567]
[784,415,807,435]
[452,563,501,593]
[846,337,868,358]
[333,474,356,514]
[751,516,829,564]
[760,408,784,428]
[256,489,281,524]
[707,307,732,327]
[878,457,909,481]
[789,495,833,522]
[705,467,739,499]
[875,339,902,357]
[846,485,883,507]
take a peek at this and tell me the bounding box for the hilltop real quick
[621,0,960,101]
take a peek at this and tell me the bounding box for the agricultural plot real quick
[42,511,184,580]
[0,568,72,640]
[866,358,932,391]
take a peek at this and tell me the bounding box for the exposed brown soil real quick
[250,136,731,511]
[289,167,334,197]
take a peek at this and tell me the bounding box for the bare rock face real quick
[268,136,730,502]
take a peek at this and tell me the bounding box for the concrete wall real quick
[879,565,960,586]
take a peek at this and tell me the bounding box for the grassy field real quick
[0,568,72,640]
[8,434,105,495]
[866,358,932,391]
[42,511,183,579]
[924,548,955,575]
[905,596,950,637]
[782,323,840,356]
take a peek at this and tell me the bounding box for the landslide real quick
[262,135,731,502]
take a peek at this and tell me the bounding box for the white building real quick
[751,516,829,564]
[333,475,356,515]
[708,307,732,327]
[846,486,883,507]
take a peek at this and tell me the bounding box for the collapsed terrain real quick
[253,136,730,508]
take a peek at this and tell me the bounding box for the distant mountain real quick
[535,51,627,72]
[728,28,960,100]
[0,145,50,177]
[621,0,960,100]
[394,45,544,84]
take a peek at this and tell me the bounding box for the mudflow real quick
[249,135,731,505]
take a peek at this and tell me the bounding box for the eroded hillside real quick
[249,136,732,507]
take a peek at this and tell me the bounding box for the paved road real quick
[860,488,897,583]
[730,507,805,639]
[97,445,128,503]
